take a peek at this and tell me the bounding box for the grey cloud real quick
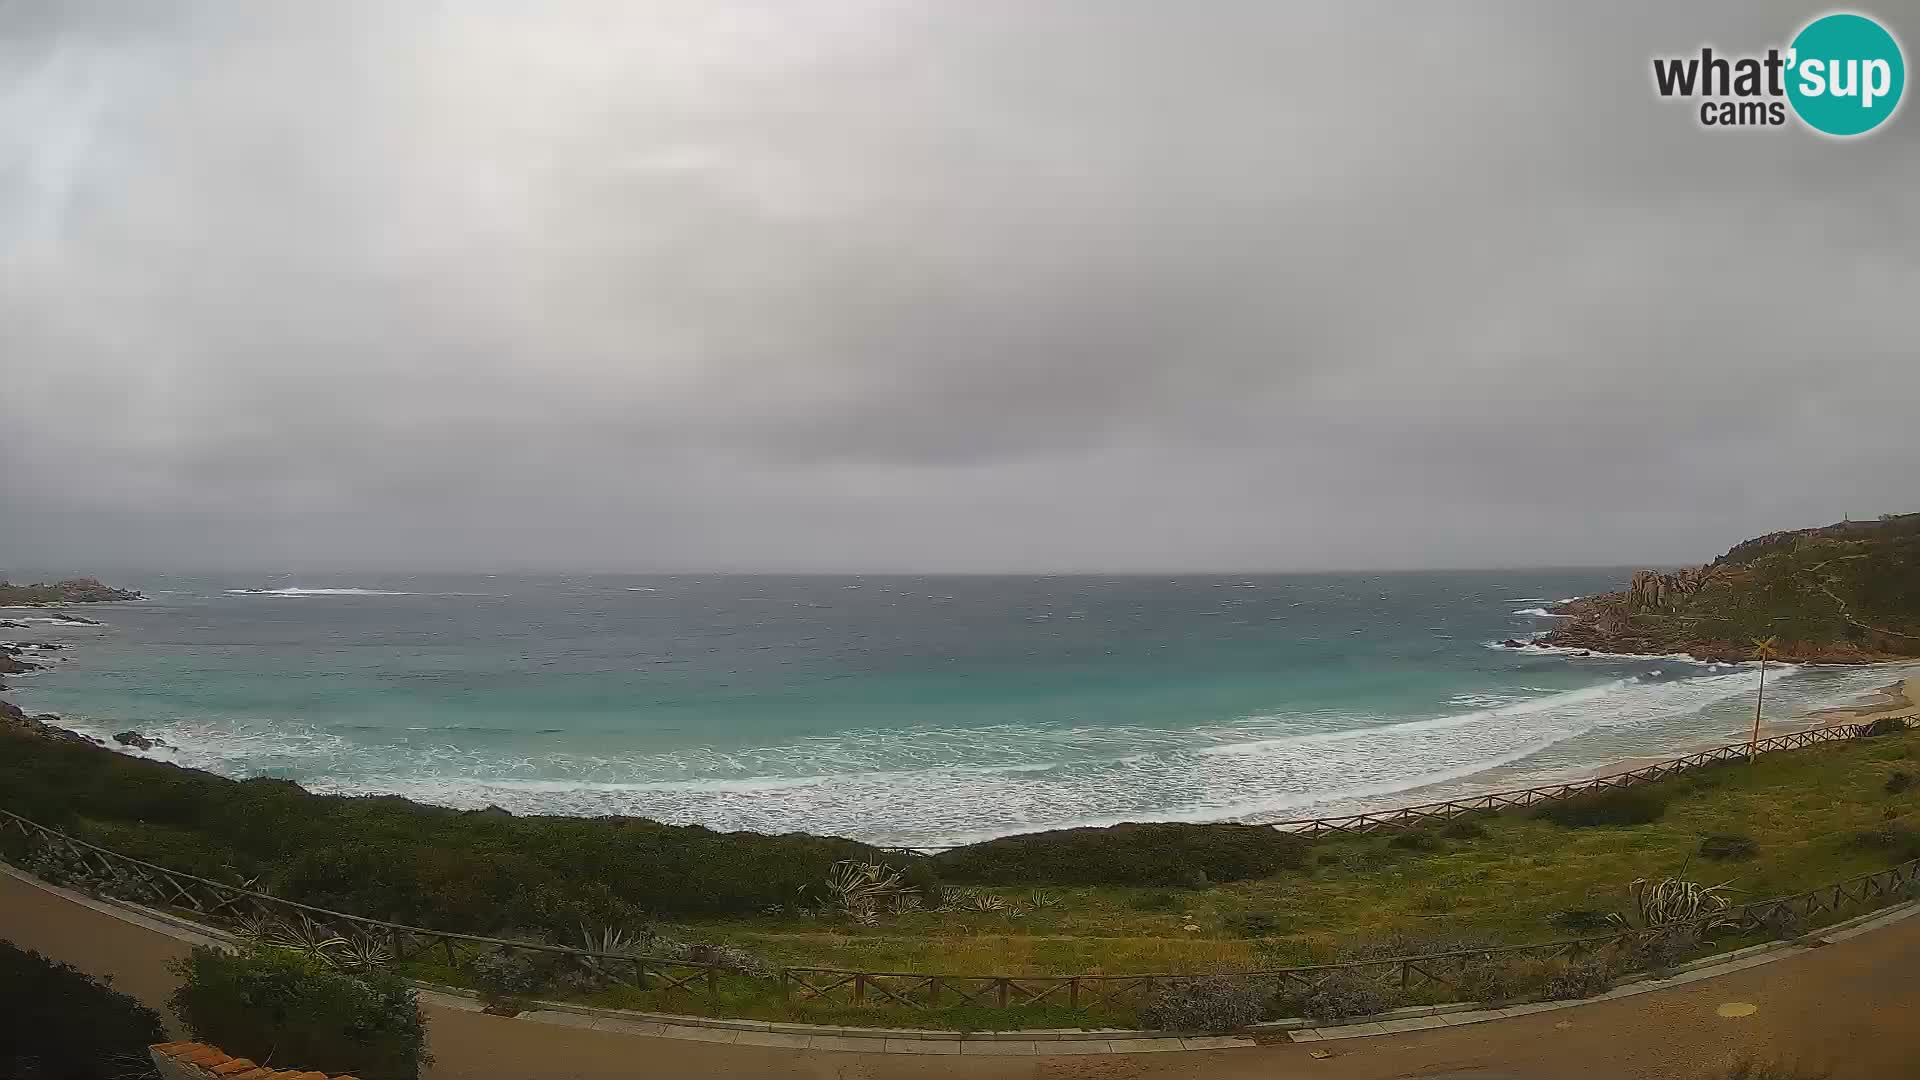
[2,1,1916,573]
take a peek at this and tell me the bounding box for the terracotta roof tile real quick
[184,1047,233,1068]
[211,1059,259,1075]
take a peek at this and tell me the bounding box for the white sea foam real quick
[87,661,1817,848]
[1512,607,1572,618]
[227,587,415,596]
[1486,638,1738,664]
[0,615,108,627]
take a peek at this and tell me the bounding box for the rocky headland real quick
[1508,513,1920,663]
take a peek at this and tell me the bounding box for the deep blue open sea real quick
[4,571,1913,847]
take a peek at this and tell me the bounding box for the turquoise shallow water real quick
[3,571,1912,846]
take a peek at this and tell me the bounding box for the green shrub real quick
[1223,911,1285,937]
[169,946,429,1080]
[931,822,1309,887]
[1,941,166,1080]
[0,733,905,924]
[1535,787,1668,828]
[468,946,554,1012]
[1886,771,1913,795]
[1386,830,1441,852]
[1135,977,1272,1032]
[1699,832,1758,861]
[1849,824,1920,861]
[1440,816,1490,840]
[1547,908,1611,934]
[1129,889,1180,912]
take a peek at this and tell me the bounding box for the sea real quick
[3,570,1913,848]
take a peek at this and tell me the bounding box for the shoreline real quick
[6,587,1917,846]
[1563,673,1920,782]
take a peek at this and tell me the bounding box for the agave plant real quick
[1028,889,1063,910]
[823,859,915,919]
[1614,876,1738,930]
[261,912,349,961]
[331,932,395,974]
[886,893,924,916]
[577,922,644,958]
[967,891,1008,913]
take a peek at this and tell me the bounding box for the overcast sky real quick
[2,2,1915,574]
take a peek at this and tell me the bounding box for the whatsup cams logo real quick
[1652,11,1905,135]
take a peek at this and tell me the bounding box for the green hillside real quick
[1539,513,1920,662]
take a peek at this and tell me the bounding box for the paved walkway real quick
[6,865,1918,1078]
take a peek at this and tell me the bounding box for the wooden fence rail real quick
[2,711,1916,1015]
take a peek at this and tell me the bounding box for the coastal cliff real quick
[1526,513,1920,663]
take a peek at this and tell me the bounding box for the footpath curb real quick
[6,861,1915,1057]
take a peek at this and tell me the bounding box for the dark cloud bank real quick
[2,2,1915,573]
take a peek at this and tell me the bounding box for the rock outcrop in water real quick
[1512,513,1920,663]
[0,698,102,747]
[0,577,143,606]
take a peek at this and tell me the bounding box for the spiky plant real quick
[823,859,915,920]
[1614,876,1738,930]
[331,932,394,974]
[260,912,348,961]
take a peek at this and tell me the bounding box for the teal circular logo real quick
[1787,13,1905,136]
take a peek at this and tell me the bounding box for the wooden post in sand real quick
[1749,636,1778,756]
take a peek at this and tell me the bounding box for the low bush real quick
[1848,824,1920,861]
[1627,924,1704,973]
[1535,787,1668,828]
[1699,832,1758,861]
[1298,971,1395,1022]
[1386,830,1441,852]
[1886,771,1913,795]
[1,941,166,1080]
[1135,977,1272,1032]
[1547,908,1611,934]
[1223,911,1285,937]
[931,822,1310,887]
[469,946,555,1011]
[1440,816,1490,840]
[1541,955,1615,1000]
[1860,717,1907,738]
[0,731,917,924]
[170,946,429,1080]
[1129,890,1180,912]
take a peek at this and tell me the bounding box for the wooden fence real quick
[2,711,1916,1016]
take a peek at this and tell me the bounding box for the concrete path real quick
[6,865,1918,1078]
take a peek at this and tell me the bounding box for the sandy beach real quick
[1561,673,1920,781]
[1801,675,1920,725]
